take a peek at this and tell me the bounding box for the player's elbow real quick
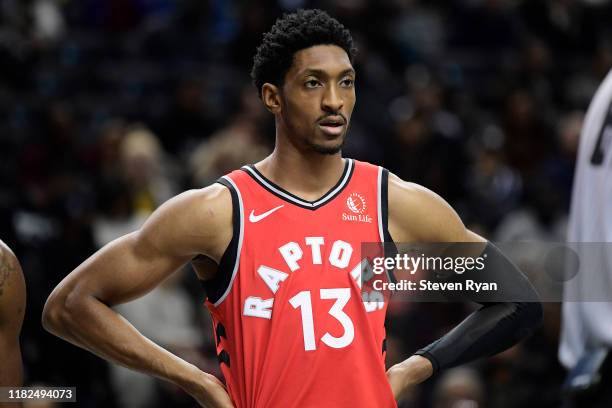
[42,285,85,336]
[42,290,66,335]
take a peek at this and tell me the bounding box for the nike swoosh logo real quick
[249,205,284,223]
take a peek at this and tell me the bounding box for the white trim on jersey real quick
[377,166,385,243]
[242,159,354,208]
[214,175,245,307]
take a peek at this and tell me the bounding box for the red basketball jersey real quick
[203,159,397,408]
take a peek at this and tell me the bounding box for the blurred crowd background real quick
[2,0,612,407]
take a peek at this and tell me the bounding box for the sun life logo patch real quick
[343,193,372,223]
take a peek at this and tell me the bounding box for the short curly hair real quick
[251,9,356,97]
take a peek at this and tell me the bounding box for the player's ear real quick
[261,83,281,114]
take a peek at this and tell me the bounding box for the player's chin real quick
[309,129,345,154]
[309,139,345,155]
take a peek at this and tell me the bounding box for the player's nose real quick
[322,85,344,112]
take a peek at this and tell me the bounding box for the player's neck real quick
[254,146,346,202]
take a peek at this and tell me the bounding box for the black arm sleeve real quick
[413,242,543,375]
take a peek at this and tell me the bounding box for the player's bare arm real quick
[385,173,543,399]
[42,185,234,408]
[0,240,26,395]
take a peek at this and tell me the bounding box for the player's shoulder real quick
[0,240,15,260]
[0,240,21,277]
[387,172,446,208]
[346,161,449,213]
[157,183,232,217]
[154,183,232,230]
[386,173,467,242]
[136,183,234,260]
[0,240,26,328]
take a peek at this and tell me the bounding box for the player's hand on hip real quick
[183,369,234,408]
[386,355,433,401]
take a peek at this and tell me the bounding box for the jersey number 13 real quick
[289,288,355,351]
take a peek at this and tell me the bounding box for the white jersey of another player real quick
[560,69,612,369]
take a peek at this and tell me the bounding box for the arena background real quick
[2,0,611,407]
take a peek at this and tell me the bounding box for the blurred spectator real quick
[387,66,468,202]
[189,86,270,186]
[156,77,218,157]
[31,0,65,44]
[432,367,485,408]
[502,89,555,176]
[93,124,178,246]
[565,42,612,108]
[465,139,522,230]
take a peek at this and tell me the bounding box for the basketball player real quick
[43,10,542,407]
[0,240,26,392]
[560,68,612,407]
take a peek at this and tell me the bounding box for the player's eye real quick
[340,78,354,88]
[305,79,322,88]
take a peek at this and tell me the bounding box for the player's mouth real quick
[318,116,346,136]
